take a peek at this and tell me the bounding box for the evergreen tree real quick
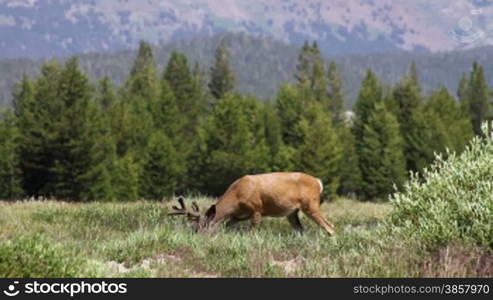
[193,62,208,90]
[409,61,421,93]
[392,75,424,172]
[242,96,272,173]
[457,72,469,104]
[163,51,206,147]
[337,125,362,197]
[163,51,194,110]
[110,100,141,156]
[263,103,293,171]
[93,78,121,200]
[0,110,22,199]
[275,83,305,146]
[50,58,112,200]
[124,41,159,101]
[112,151,140,201]
[148,80,181,138]
[296,104,342,197]
[14,61,60,197]
[15,58,112,200]
[121,41,159,153]
[311,57,327,102]
[209,39,236,100]
[360,102,406,200]
[326,61,345,126]
[140,132,183,199]
[190,94,265,196]
[150,79,187,190]
[295,41,326,102]
[12,75,35,118]
[421,87,474,159]
[463,62,492,136]
[96,76,117,111]
[295,41,312,87]
[193,62,213,109]
[353,69,383,150]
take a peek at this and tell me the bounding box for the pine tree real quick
[326,61,345,126]
[0,110,22,199]
[15,61,60,197]
[93,78,120,200]
[190,94,263,196]
[111,100,140,156]
[463,62,492,136]
[337,125,362,197]
[12,75,35,118]
[275,83,305,146]
[50,57,113,200]
[353,69,383,150]
[457,72,469,104]
[409,61,421,93]
[193,62,208,90]
[263,103,293,171]
[120,41,159,154]
[296,104,342,197]
[311,57,327,102]
[242,96,272,173]
[150,79,187,189]
[392,75,424,172]
[295,41,312,87]
[295,41,326,102]
[360,102,406,200]
[15,58,112,200]
[96,76,117,111]
[193,62,213,109]
[209,39,236,100]
[421,87,474,158]
[163,51,206,147]
[149,80,183,138]
[112,151,140,201]
[140,132,183,199]
[163,51,195,110]
[124,41,159,101]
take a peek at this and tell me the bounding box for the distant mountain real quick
[1,33,492,109]
[1,0,493,59]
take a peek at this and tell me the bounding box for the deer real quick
[168,172,336,235]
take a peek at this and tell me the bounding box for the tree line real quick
[2,33,493,109]
[0,40,491,201]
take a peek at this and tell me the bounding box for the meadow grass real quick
[0,198,490,277]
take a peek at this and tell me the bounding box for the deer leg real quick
[250,212,262,230]
[287,210,304,234]
[302,209,336,236]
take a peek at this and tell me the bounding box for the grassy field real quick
[0,197,491,277]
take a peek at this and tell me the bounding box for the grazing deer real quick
[168,172,336,235]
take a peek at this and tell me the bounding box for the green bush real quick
[0,234,92,277]
[390,123,493,249]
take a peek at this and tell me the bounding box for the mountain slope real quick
[1,0,493,58]
[1,33,492,109]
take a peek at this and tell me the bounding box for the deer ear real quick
[205,204,216,221]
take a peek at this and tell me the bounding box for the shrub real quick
[390,123,493,249]
[0,234,92,277]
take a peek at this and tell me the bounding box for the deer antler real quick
[168,196,200,218]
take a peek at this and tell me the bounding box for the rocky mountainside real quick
[1,0,492,58]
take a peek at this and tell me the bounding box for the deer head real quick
[168,196,216,232]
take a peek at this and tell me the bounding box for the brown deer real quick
[168,172,336,235]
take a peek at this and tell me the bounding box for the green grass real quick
[0,197,490,277]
